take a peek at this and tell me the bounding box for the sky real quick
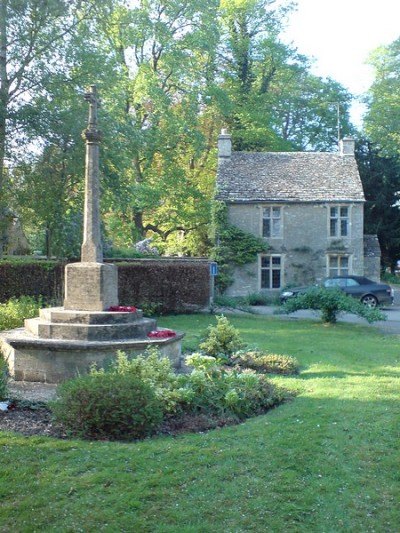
[280,0,400,127]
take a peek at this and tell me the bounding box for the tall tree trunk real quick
[0,0,9,259]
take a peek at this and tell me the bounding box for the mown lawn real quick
[1,314,399,532]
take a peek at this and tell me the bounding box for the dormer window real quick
[330,206,348,237]
[262,206,282,238]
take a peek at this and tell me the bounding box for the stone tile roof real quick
[216,152,365,203]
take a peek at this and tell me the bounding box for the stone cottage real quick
[215,130,380,297]
[1,211,30,256]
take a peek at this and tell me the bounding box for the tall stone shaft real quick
[63,85,118,312]
[81,85,102,263]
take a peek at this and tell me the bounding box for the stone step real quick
[39,307,143,325]
[25,317,157,341]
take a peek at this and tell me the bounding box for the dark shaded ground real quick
[0,402,238,440]
[1,380,239,440]
[0,402,67,438]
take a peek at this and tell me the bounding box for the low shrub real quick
[92,349,181,414]
[232,351,300,375]
[51,373,164,441]
[0,296,43,331]
[214,295,249,310]
[199,315,245,359]
[52,348,291,440]
[281,288,386,324]
[181,354,290,419]
[244,292,280,306]
[0,356,8,401]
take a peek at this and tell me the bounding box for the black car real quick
[280,275,394,308]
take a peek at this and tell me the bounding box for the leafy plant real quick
[211,201,268,293]
[280,287,386,324]
[51,373,164,441]
[244,292,280,306]
[0,296,43,331]
[199,315,245,359]
[91,349,180,414]
[0,355,8,401]
[232,351,300,375]
[179,354,289,419]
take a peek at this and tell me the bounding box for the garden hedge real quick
[0,259,211,314]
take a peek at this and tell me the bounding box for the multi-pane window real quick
[262,207,282,238]
[328,255,349,276]
[330,206,349,237]
[261,255,282,289]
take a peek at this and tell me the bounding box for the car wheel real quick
[361,294,378,308]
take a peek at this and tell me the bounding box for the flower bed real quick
[108,305,137,313]
[147,329,176,338]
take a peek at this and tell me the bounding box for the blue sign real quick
[210,262,218,276]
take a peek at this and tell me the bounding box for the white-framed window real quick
[262,206,282,238]
[260,255,282,289]
[327,254,350,276]
[329,206,349,237]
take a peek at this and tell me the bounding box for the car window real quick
[324,278,344,288]
[345,278,360,287]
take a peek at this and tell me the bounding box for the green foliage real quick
[212,202,268,293]
[92,349,180,414]
[214,292,279,312]
[104,247,149,259]
[137,301,163,317]
[356,141,400,270]
[0,356,8,401]
[88,346,289,424]
[219,0,353,152]
[0,297,42,331]
[281,287,386,324]
[381,272,400,285]
[364,38,400,158]
[232,350,300,375]
[51,372,164,441]
[2,316,400,532]
[199,315,245,358]
[181,354,289,419]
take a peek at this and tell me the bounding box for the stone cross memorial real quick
[64,85,119,311]
[0,85,183,383]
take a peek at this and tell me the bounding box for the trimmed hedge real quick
[117,260,210,314]
[0,261,64,302]
[0,259,211,314]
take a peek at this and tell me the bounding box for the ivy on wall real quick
[211,202,269,293]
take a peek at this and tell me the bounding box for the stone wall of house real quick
[363,234,382,281]
[225,202,365,296]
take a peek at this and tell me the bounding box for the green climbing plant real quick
[211,201,268,292]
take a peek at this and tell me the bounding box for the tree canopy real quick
[1,0,358,258]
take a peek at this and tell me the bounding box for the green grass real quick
[1,314,400,532]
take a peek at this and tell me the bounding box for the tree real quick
[72,0,222,254]
[356,140,400,271]
[0,0,94,256]
[364,38,400,157]
[360,38,400,269]
[218,0,354,152]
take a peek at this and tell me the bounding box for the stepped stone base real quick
[0,329,183,383]
[0,306,183,383]
[24,307,156,341]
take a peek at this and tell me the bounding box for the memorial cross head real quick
[84,85,100,129]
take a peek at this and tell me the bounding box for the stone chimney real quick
[218,129,232,165]
[339,137,355,156]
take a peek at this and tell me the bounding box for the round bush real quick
[0,356,8,401]
[233,351,300,375]
[51,373,164,440]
